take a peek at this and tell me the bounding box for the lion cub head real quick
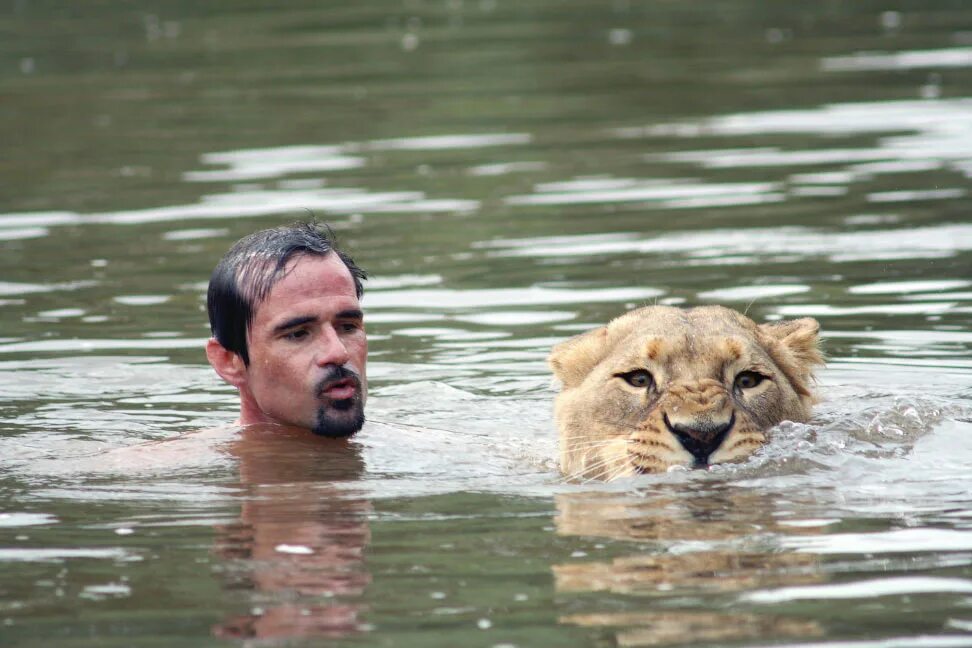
[550,305,823,479]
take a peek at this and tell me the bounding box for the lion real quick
[549,305,823,479]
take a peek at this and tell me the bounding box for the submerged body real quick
[550,305,823,479]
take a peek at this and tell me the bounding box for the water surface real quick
[1,2,971,646]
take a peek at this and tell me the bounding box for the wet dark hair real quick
[207,222,366,366]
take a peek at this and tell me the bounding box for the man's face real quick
[238,253,367,437]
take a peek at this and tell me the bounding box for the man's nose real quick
[315,326,351,367]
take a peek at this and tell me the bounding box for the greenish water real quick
[2,2,972,646]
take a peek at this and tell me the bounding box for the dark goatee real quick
[312,366,365,438]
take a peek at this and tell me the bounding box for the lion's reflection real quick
[553,486,824,646]
[562,610,819,647]
[212,426,370,641]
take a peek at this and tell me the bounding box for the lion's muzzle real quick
[663,411,735,466]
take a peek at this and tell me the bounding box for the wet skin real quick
[206,253,368,436]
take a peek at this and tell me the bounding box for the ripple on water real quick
[183,145,366,182]
[0,280,97,297]
[618,97,972,139]
[466,161,547,176]
[0,548,136,563]
[0,227,48,241]
[183,134,530,183]
[453,311,577,326]
[358,132,531,151]
[775,302,957,317]
[478,224,972,264]
[364,286,663,309]
[696,284,810,301]
[366,274,444,290]
[504,177,783,208]
[780,531,972,556]
[822,46,972,72]
[617,98,972,199]
[744,576,972,603]
[0,513,58,527]
[848,280,972,295]
[35,308,86,319]
[162,228,229,241]
[0,338,203,354]
[82,188,479,225]
[113,295,171,306]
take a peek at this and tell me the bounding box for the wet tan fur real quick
[549,305,823,479]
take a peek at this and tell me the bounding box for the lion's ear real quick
[758,317,823,369]
[757,317,824,398]
[549,326,611,389]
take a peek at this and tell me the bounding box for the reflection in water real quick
[561,611,820,648]
[555,487,822,543]
[212,426,370,642]
[553,488,824,645]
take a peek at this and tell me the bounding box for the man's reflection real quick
[212,425,371,641]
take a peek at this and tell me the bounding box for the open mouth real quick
[320,377,358,401]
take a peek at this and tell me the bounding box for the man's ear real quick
[206,338,247,389]
[548,326,610,389]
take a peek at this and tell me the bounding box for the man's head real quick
[206,222,368,438]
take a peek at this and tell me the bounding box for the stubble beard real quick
[312,367,366,439]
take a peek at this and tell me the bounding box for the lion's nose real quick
[664,412,735,465]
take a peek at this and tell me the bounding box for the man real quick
[201,223,372,643]
[205,222,368,437]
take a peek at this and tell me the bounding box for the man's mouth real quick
[316,365,362,404]
[320,377,358,401]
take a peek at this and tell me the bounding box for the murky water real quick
[2,2,972,646]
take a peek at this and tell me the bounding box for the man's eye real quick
[734,371,766,390]
[285,329,309,341]
[340,322,359,333]
[617,369,654,389]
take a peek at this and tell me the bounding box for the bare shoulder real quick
[98,425,239,473]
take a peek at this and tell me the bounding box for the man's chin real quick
[311,400,365,439]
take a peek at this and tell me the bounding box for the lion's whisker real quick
[563,438,618,451]
[576,453,628,483]
[580,464,619,484]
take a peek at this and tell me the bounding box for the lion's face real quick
[549,306,823,479]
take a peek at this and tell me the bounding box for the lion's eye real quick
[734,371,766,390]
[618,369,654,389]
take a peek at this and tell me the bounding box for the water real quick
[2,1,972,646]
